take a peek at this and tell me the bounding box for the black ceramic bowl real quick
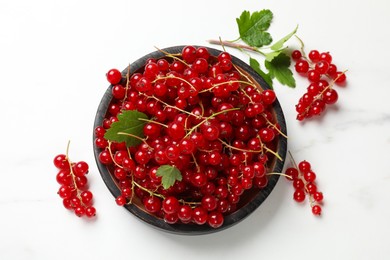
[93,46,287,235]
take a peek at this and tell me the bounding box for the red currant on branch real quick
[53,141,96,218]
[285,151,323,216]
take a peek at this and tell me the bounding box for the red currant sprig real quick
[291,38,347,121]
[54,141,96,218]
[285,151,323,216]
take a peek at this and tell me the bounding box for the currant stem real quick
[137,118,168,128]
[185,107,240,138]
[266,172,293,179]
[207,39,266,56]
[64,140,87,207]
[153,75,196,91]
[107,141,124,168]
[132,180,165,199]
[262,114,288,139]
[117,132,151,148]
[142,94,203,119]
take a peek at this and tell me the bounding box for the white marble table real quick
[1,0,389,259]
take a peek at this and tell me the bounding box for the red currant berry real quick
[298,160,311,173]
[307,70,321,82]
[207,211,224,228]
[323,89,338,104]
[262,89,276,105]
[192,206,208,225]
[295,59,309,73]
[293,189,306,202]
[115,195,127,206]
[162,196,180,214]
[81,190,93,204]
[335,71,347,83]
[312,205,322,215]
[178,205,192,223]
[74,206,86,217]
[315,60,330,74]
[313,191,324,202]
[308,50,320,62]
[285,167,298,180]
[182,45,197,63]
[143,196,162,214]
[73,161,89,177]
[319,52,332,64]
[106,69,122,85]
[54,154,69,170]
[304,170,316,182]
[85,206,96,218]
[291,50,302,60]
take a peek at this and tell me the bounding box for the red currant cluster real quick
[285,156,323,215]
[54,144,96,218]
[96,45,284,228]
[291,49,347,121]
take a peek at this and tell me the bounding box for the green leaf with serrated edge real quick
[265,52,296,88]
[236,9,273,47]
[270,25,298,51]
[249,58,273,89]
[156,165,182,190]
[265,50,282,62]
[104,110,148,147]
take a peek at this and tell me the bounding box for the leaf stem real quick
[207,39,266,56]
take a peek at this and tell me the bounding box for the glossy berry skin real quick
[73,161,89,177]
[207,211,224,228]
[192,207,208,225]
[293,189,306,202]
[312,205,322,215]
[106,69,122,85]
[298,160,311,173]
[178,205,192,223]
[143,196,162,214]
[54,154,69,170]
[291,50,302,60]
[162,196,180,214]
[295,59,309,73]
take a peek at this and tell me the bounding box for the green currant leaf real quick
[265,50,283,62]
[104,110,148,147]
[249,57,273,89]
[265,52,296,88]
[270,25,298,51]
[156,165,182,190]
[236,9,273,47]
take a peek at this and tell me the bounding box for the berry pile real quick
[292,49,347,121]
[54,143,96,218]
[95,45,285,228]
[285,154,323,215]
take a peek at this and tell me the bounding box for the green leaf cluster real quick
[236,10,297,88]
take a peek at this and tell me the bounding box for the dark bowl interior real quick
[93,46,287,235]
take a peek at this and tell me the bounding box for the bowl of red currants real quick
[93,45,287,235]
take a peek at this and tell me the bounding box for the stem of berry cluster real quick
[184,107,240,138]
[65,141,86,206]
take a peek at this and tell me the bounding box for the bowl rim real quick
[93,45,287,235]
